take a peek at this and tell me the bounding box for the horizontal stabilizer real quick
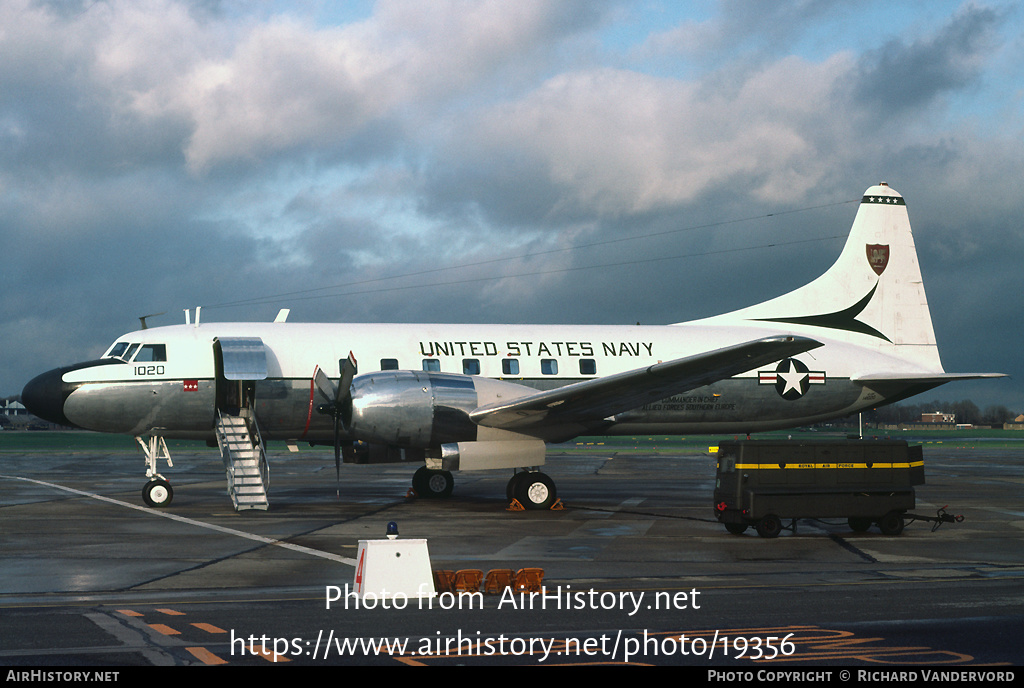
[850,371,1006,405]
[854,372,1007,384]
[471,335,822,433]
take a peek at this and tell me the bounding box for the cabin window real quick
[380,358,399,370]
[135,344,167,362]
[502,358,519,375]
[422,359,440,372]
[579,358,597,375]
[541,359,558,375]
[463,359,480,375]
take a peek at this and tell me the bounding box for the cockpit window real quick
[104,342,167,362]
[134,344,167,362]
[123,343,141,361]
[105,342,130,360]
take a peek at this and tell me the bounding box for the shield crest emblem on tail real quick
[866,244,889,275]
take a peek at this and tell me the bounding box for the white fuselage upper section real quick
[74,319,930,388]
[46,317,941,442]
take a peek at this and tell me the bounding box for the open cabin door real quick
[212,337,271,511]
[213,337,268,414]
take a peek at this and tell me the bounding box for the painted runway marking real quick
[187,646,228,665]
[1,474,357,566]
[148,623,180,636]
[192,622,227,634]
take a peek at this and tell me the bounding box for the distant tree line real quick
[832,399,1019,426]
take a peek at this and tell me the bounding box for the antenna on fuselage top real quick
[138,312,166,330]
[183,307,202,326]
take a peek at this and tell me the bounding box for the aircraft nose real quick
[21,367,75,427]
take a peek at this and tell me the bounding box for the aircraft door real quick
[213,337,269,415]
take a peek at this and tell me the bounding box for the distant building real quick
[921,411,955,424]
[1,399,27,416]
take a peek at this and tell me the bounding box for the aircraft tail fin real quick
[697,183,943,371]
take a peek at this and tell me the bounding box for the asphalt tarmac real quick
[1,438,1022,667]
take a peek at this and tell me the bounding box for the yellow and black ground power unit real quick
[713,439,925,538]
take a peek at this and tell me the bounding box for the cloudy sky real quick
[2,0,1021,410]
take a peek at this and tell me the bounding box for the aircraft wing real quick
[470,335,822,437]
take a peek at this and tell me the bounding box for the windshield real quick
[104,342,130,360]
[103,341,166,362]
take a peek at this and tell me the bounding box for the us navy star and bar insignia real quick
[759,358,826,400]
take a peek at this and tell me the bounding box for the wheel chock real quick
[513,568,544,593]
[433,570,455,594]
[454,569,484,593]
[507,498,564,511]
[483,569,514,594]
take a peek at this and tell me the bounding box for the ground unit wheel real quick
[724,522,748,535]
[878,511,905,536]
[413,467,453,498]
[848,517,873,533]
[514,471,557,510]
[142,479,173,507]
[755,513,783,538]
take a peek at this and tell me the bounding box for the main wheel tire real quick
[724,522,748,535]
[848,517,873,533]
[755,513,783,538]
[412,467,427,494]
[143,479,173,507]
[514,472,557,510]
[878,511,905,536]
[506,471,528,502]
[413,467,453,498]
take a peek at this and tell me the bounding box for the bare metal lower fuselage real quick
[55,356,901,443]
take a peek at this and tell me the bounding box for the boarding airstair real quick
[216,409,270,511]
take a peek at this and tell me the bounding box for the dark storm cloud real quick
[853,4,1002,113]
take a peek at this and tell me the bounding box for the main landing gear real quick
[136,435,174,508]
[410,466,558,510]
[506,470,557,510]
[412,466,454,499]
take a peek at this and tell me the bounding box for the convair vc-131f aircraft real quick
[22,183,1002,511]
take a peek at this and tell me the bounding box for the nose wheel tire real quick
[143,479,173,507]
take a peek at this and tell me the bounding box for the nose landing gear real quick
[137,435,174,508]
[143,478,173,507]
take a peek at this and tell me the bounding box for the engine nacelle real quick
[347,370,534,448]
